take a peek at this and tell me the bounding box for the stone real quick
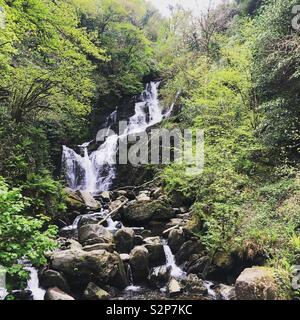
[83,243,115,253]
[76,190,101,211]
[136,192,151,202]
[176,240,203,265]
[143,237,166,267]
[100,191,111,203]
[167,278,181,297]
[148,266,171,289]
[122,200,174,226]
[181,274,207,295]
[83,282,110,300]
[184,255,210,277]
[218,284,236,300]
[129,246,149,284]
[168,229,186,253]
[50,248,128,289]
[44,287,75,300]
[114,228,135,253]
[64,187,86,211]
[78,224,113,246]
[151,187,162,199]
[235,267,278,300]
[120,254,130,263]
[134,235,144,246]
[78,213,106,228]
[39,269,70,293]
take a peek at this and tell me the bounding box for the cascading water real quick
[62,82,164,193]
[163,244,186,278]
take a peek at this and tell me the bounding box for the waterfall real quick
[62,82,163,193]
[163,244,185,278]
[24,267,46,300]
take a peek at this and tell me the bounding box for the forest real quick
[1,0,300,301]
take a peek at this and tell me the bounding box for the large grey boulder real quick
[83,283,110,300]
[122,200,174,226]
[129,246,149,284]
[148,266,171,289]
[50,248,128,289]
[235,267,278,300]
[44,287,75,300]
[180,274,207,295]
[176,240,203,265]
[39,269,70,293]
[114,228,135,253]
[76,191,101,211]
[78,224,113,246]
[143,237,166,267]
[168,229,186,253]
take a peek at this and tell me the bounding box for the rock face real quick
[114,228,135,253]
[83,283,110,300]
[176,240,203,265]
[168,229,186,253]
[235,267,278,300]
[39,269,70,293]
[44,287,75,300]
[129,246,149,284]
[148,266,171,289]
[78,224,113,246]
[64,188,86,211]
[122,200,174,226]
[167,278,181,297]
[76,191,101,210]
[50,248,128,289]
[181,274,207,295]
[143,237,166,267]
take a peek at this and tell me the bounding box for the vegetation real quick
[1,0,300,299]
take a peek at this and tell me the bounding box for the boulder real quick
[83,243,115,253]
[50,248,128,289]
[64,188,86,211]
[44,287,75,300]
[109,196,128,219]
[120,254,130,263]
[167,278,182,297]
[143,237,166,267]
[78,213,107,228]
[136,192,151,202]
[148,266,171,289]
[134,235,144,246]
[78,224,113,246]
[218,284,236,300]
[83,283,110,300]
[76,191,101,211]
[114,228,135,253]
[180,274,207,295]
[176,240,203,265]
[100,191,111,203]
[122,200,174,226]
[184,255,210,277]
[151,187,162,199]
[39,269,70,293]
[129,246,149,284]
[168,229,186,253]
[235,267,278,300]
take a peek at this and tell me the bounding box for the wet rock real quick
[143,237,166,267]
[134,235,144,246]
[136,192,151,202]
[76,191,101,211]
[176,240,203,265]
[168,229,186,253]
[235,267,280,300]
[114,228,135,253]
[100,191,111,203]
[83,243,115,253]
[147,221,168,236]
[45,287,75,300]
[141,230,152,238]
[109,196,128,220]
[78,213,107,229]
[78,224,113,246]
[39,269,70,293]
[181,274,207,295]
[218,284,236,300]
[151,187,162,199]
[148,266,171,289]
[50,248,128,289]
[120,254,130,263]
[83,283,110,300]
[167,278,182,297]
[64,188,86,211]
[9,290,33,300]
[129,246,149,284]
[184,255,210,277]
[122,200,174,226]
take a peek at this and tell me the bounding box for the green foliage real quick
[0,178,57,283]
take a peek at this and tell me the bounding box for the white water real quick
[163,244,186,278]
[62,82,164,192]
[25,267,46,300]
